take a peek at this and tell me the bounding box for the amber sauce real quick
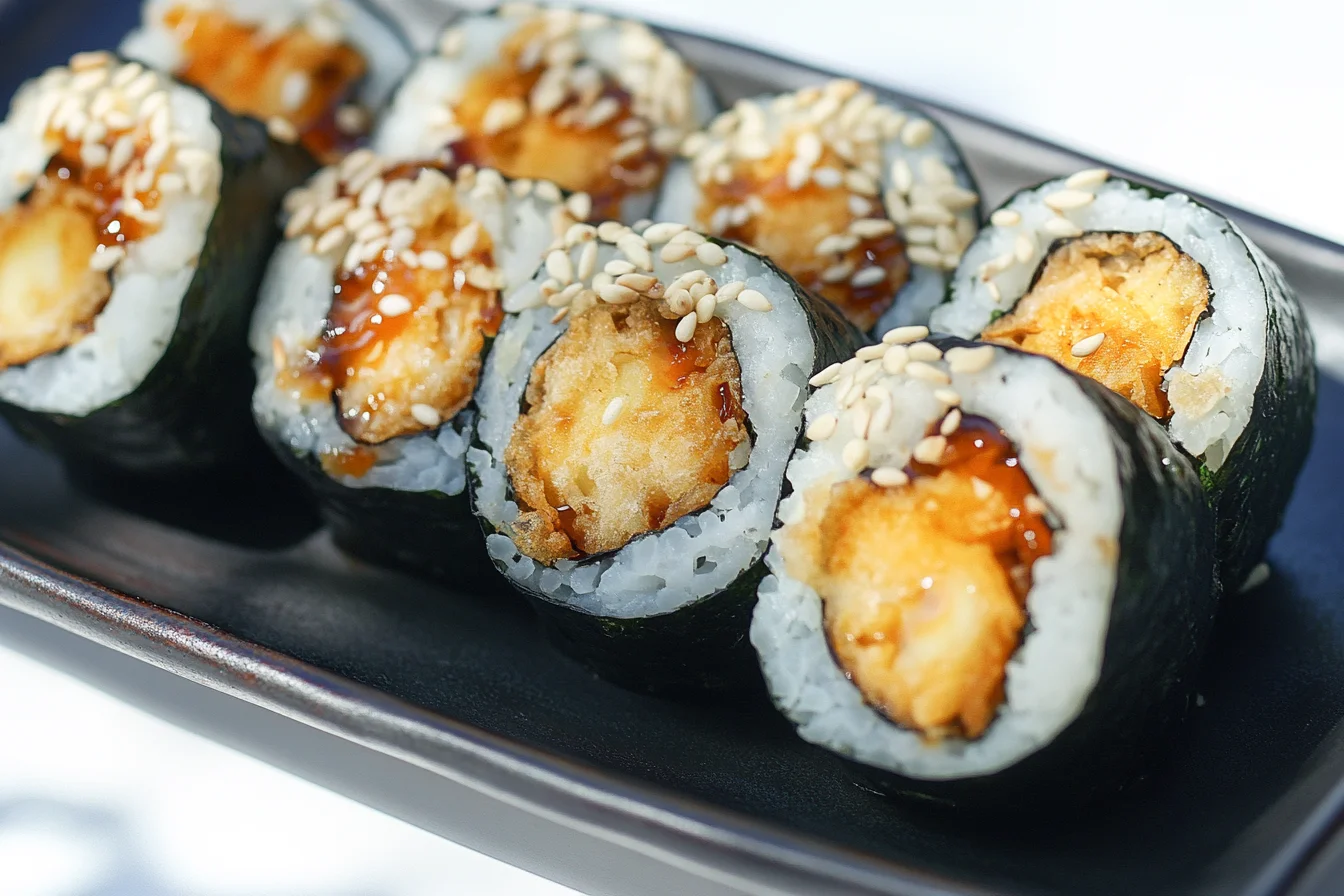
[162,5,367,161]
[318,445,378,479]
[32,134,162,249]
[907,414,1053,599]
[698,143,909,331]
[447,24,664,219]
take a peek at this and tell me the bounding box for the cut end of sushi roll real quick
[506,300,749,564]
[0,52,222,415]
[980,230,1211,419]
[655,79,979,332]
[374,3,717,222]
[121,0,412,161]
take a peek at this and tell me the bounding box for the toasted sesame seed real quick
[400,250,420,269]
[912,435,947,464]
[566,192,592,220]
[88,245,125,272]
[1043,217,1084,238]
[849,403,872,440]
[842,439,870,472]
[938,185,979,211]
[564,222,597,246]
[815,233,860,256]
[642,221,687,244]
[583,96,622,129]
[664,288,693,316]
[850,266,886,289]
[1240,562,1272,593]
[888,157,915,195]
[467,265,505,290]
[315,225,349,255]
[1071,332,1106,357]
[715,281,746,303]
[695,292,716,323]
[736,288,772,312]
[882,344,909,374]
[414,249,447,271]
[849,218,896,239]
[978,251,1017,280]
[675,312,698,342]
[550,306,570,324]
[811,166,842,189]
[450,222,481,259]
[377,294,412,317]
[845,169,879,196]
[933,388,962,406]
[945,345,996,374]
[388,226,416,253]
[482,98,527,135]
[602,397,626,426]
[617,234,653,270]
[598,283,640,304]
[545,249,575,285]
[920,156,955,187]
[1065,168,1110,190]
[855,344,886,361]
[906,361,951,384]
[1043,189,1094,212]
[614,273,658,293]
[908,203,955,227]
[266,116,299,144]
[871,467,908,488]
[821,261,855,284]
[882,325,929,345]
[990,208,1022,228]
[695,242,728,266]
[900,118,934,148]
[576,240,598,281]
[806,413,839,441]
[934,224,961,255]
[905,225,936,246]
[809,363,842,387]
[410,404,441,428]
[971,476,994,501]
[940,408,962,436]
[985,281,1002,303]
[908,342,943,362]
[849,195,874,216]
[658,240,696,263]
[1014,232,1037,264]
[1024,494,1049,515]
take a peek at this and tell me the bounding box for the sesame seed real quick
[1043,217,1084,238]
[908,342,943,362]
[438,26,466,57]
[906,361,951,384]
[882,325,929,345]
[850,266,886,289]
[400,250,420,269]
[642,221,687,244]
[411,404,442,428]
[849,218,896,239]
[1043,189,1094,212]
[377,294,412,317]
[809,363,842,387]
[266,116,299,144]
[849,403,872,439]
[450,222,481,260]
[482,98,527,135]
[1014,232,1037,264]
[551,306,570,324]
[985,281,1002,303]
[111,61,143,88]
[990,208,1022,228]
[882,344,909,374]
[869,466,909,489]
[715,281,747,303]
[617,234,654,270]
[908,203,955,227]
[157,172,185,194]
[388,227,416,253]
[602,397,626,426]
[604,260,636,277]
[806,413,839,441]
[900,118,934,148]
[70,51,111,72]
[695,292,716,323]
[567,192,592,220]
[971,476,994,501]
[978,251,1017,280]
[845,169,879,196]
[849,195,874,216]
[467,265,505,290]
[888,158,915,196]
[855,344,886,361]
[695,242,728,266]
[938,185,979,211]
[88,245,125,272]
[664,288,693,316]
[659,241,697,264]
[934,225,961,256]
[577,241,598,280]
[736,288,772,312]
[418,249,449,271]
[615,273,658,293]
[583,96,622,129]
[920,156,955,187]
[794,131,821,165]
[940,408,962,436]
[933,388,962,406]
[315,225,349,255]
[821,261,855,284]
[598,283,640,304]
[842,439,870,472]
[811,166,843,189]
[945,345,996,374]
[1071,332,1106,358]
[816,233,860,255]
[1024,494,1049,515]
[912,435,947,464]
[565,222,597,246]
[546,249,575,285]
[675,312,698,342]
[1240,562,1272,593]
[1065,168,1110,190]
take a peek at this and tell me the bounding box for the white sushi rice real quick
[250,160,570,494]
[372,6,717,223]
[752,344,1121,779]
[653,81,979,332]
[471,236,813,618]
[0,56,222,416]
[930,175,1267,472]
[121,0,411,113]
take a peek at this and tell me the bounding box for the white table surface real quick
[3,2,1341,895]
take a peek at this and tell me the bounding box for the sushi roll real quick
[469,222,865,692]
[654,79,980,333]
[929,172,1316,589]
[752,335,1218,806]
[0,52,312,482]
[373,3,717,223]
[121,0,413,161]
[251,154,583,581]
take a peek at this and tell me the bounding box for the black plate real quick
[1,2,1343,895]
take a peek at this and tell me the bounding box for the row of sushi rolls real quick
[0,0,1316,806]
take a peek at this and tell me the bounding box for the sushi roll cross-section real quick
[471,221,865,691]
[656,79,980,332]
[753,336,1218,805]
[931,172,1316,588]
[252,155,581,579]
[0,51,312,481]
[374,3,717,222]
[121,0,412,161]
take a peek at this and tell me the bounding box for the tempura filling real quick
[981,231,1210,419]
[0,142,165,369]
[696,135,908,331]
[447,19,665,218]
[506,301,750,565]
[160,4,367,158]
[780,414,1054,740]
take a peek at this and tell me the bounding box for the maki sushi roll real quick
[752,335,1218,805]
[469,222,865,691]
[373,3,717,222]
[0,51,312,482]
[251,154,582,581]
[121,0,413,161]
[929,171,1316,589]
[655,79,980,332]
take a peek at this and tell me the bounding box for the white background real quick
[4,1,1341,895]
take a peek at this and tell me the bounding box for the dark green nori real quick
[0,85,315,485]
[478,244,869,695]
[943,177,1316,592]
[802,343,1219,808]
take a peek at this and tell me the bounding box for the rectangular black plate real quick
[1,2,1343,895]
